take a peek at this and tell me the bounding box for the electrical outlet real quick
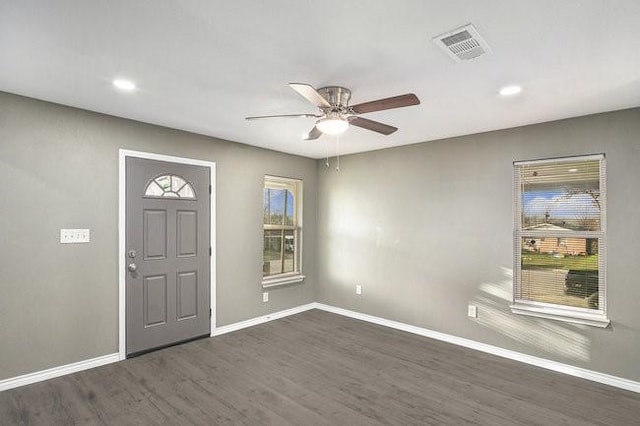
[468,304,477,318]
[262,292,269,303]
[355,285,362,295]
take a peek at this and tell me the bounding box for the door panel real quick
[126,157,210,356]
[143,210,167,260]
[177,271,198,320]
[144,275,167,327]
[176,210,197,257]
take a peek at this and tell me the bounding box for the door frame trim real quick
[118,149,216,360]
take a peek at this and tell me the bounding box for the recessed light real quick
[113,79,136,92]
[568,168,578,172]
[499,85,522,96]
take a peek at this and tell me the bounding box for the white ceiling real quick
[1,1,639,159]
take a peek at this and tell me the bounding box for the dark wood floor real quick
[2,309,640,425]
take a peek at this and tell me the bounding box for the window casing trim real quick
[262,273,306,288]
[509,303,610,328]
[512,154,608,327]
[513,153,605,167]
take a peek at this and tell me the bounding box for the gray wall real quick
[3,89,639,385]
[316,108,640,382]
[0,92,317,380]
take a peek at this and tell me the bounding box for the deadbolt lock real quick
[128,250,137,259]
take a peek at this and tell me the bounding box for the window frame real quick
[512,154,609,327]
[262,175,305,288]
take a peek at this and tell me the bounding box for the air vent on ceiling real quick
[433,24,492,62]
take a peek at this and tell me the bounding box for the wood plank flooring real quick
[2,309,639,425]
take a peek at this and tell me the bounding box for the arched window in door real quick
[144,174,196,199]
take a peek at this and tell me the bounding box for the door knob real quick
[128,263,137,272]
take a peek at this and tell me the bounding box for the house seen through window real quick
[512,154,608,327]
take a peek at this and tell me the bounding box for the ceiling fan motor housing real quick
[317,86,351,112]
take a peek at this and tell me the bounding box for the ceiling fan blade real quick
[303,126,322,140]
[289,83,331,108]
[245,113,320,120]
[349,117,398,135]
[351,93,420,114]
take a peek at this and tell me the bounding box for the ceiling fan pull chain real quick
[336,136,340,172]
[325,139,330,168]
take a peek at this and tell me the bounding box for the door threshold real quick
[126,333,210,358]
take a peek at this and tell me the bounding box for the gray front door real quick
[126,157,210,356]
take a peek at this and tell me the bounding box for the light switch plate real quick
[262,292,269,303]
[60,229,90,244]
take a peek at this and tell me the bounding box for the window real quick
[262,176,304,287]
[512,154,608,327]
[144,174,196,199]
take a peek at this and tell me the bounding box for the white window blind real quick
[512,154,608,327]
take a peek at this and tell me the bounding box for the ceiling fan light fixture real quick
[316,113,349,136]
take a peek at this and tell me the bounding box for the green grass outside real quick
[521,252,598,271]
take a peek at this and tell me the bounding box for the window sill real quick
[510,304,610,328]
[262,274,306,289]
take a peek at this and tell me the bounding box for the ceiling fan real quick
[246,83,420,140]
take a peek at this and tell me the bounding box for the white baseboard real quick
[212,303,317,336]
[1,303,316,392]
[4,303,639,395]
[314,303,640,394]
[0,353,120,392]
